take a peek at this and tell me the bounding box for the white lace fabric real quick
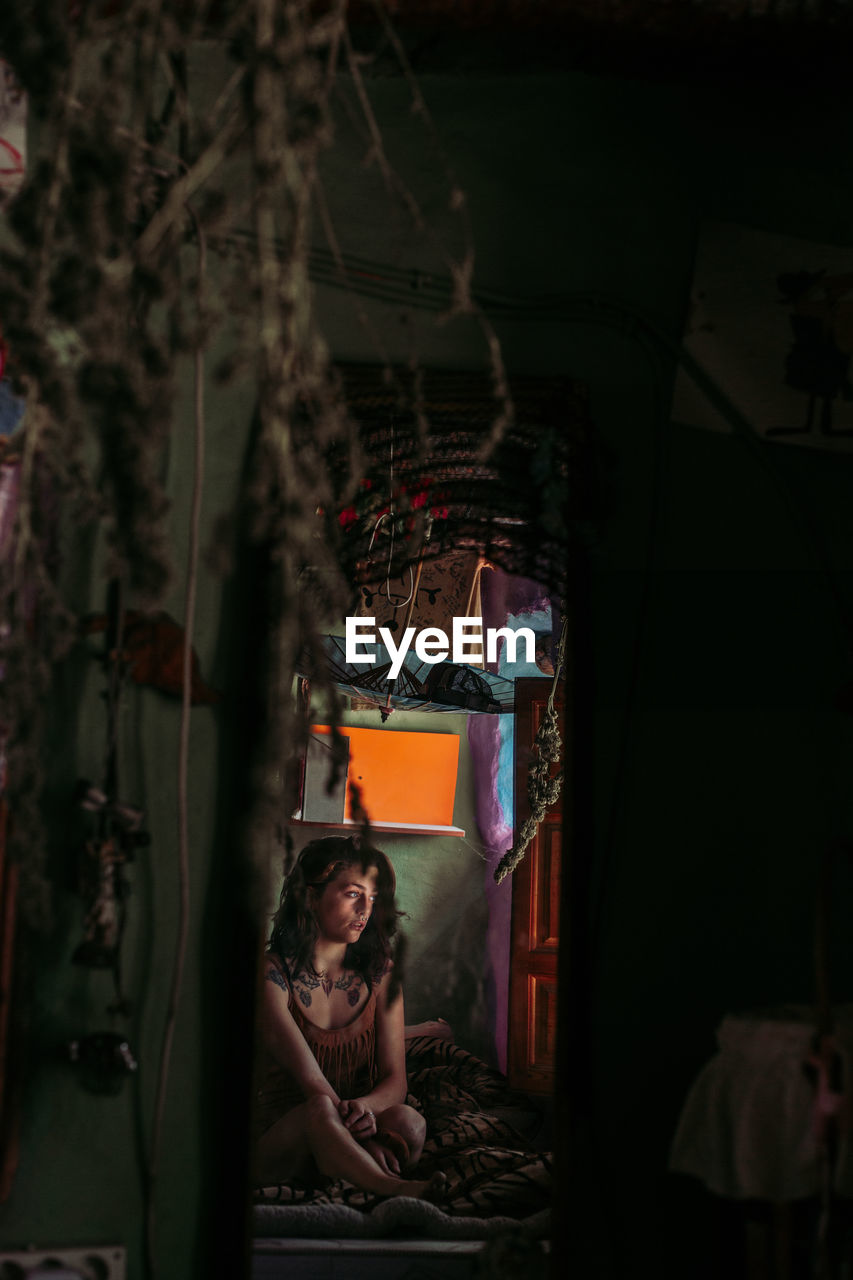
[669,1004,853,1202]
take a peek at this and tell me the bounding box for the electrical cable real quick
[143,212,206,1280]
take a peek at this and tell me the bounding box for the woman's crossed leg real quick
[255,1095,440,1200]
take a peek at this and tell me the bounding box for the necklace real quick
[308,960,337,998]
[308,961,361,1000]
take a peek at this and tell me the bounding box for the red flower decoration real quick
[335,474,450,535]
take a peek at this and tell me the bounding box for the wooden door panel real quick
[528,973,559,1075]
[508,677,564,1094]
[531,821,561,952]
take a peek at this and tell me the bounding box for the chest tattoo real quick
[335,971,364,1007]
[293,966,364,1006]
[292,966,321,1008]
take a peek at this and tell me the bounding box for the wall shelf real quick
[291,818,466,838]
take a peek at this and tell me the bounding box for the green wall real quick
[1,45,852,1280]
[1,345,256,1274]
[280,705,497,1065]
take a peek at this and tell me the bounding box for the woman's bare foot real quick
[393,1170,448,1202]
[422,1171,448,1203]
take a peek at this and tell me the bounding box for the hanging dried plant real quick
[0,0,367,924]
[494,617,567,885]
[0,0,547,943]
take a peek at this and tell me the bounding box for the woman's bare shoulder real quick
[263,951,291,997]
[371,955,396,992]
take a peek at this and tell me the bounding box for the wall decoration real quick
[333,362,589,593]
[81,610,219,704]
[672,221,853,451]
[355,548,485,642]
[304,631,515,717]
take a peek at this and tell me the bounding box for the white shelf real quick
[291,818,465,838]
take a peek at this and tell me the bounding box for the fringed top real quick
[255,954,378,1137]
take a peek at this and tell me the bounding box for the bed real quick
[251,1028,553,1278]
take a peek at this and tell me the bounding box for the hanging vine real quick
[494,615,567,886]
[0,1,355,919]
[0,0,376,1266]
[0,0,536,939]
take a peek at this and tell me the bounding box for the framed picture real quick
[672,221,853,451]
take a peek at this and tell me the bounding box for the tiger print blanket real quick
[253,1034,552,1234]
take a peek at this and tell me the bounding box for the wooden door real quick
[508,678,564,1095]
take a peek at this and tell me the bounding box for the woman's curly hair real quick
[269,834,400,988]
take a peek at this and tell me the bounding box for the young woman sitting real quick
[254,834,445,1200]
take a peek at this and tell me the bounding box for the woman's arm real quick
[339,963,408,1135]
[260,961,341,1105]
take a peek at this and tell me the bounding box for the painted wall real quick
[0,40,851,1280]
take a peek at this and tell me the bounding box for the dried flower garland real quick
[0,0,365,927]
[494,615,567,885]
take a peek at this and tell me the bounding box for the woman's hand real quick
[362,1137,401,1177]
[338,1098,377,1139]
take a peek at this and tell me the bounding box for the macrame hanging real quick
[331,362,591,597]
